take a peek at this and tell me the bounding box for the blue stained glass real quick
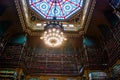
[29,0,84,20]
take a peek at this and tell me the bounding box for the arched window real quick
[112,64,120,78]
[89,71,108,80]
[29,78,39,80]
[49,78,58,80]
[67,78,77,80]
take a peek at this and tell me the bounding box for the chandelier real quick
[40,21,67,47]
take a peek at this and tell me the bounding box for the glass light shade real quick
[40,28,67,47]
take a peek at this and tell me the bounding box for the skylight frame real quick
[28,0,84,20]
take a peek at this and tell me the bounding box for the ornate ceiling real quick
[28,0,84,20]
[15,0,95,35]
[0,0,113,76]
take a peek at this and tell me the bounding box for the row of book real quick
[104,5,120,64]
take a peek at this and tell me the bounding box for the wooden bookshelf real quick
[0,44,25,68]
[85,46,108,69]
[105,22,120,65]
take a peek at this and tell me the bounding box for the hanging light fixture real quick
[40,21,67,47]
[40,0,67,47]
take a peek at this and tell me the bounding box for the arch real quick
[8,34,27,44]
[112,64,120,78]
[83,36,98,47]
[88,71,108,80]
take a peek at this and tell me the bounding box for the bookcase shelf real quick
[105,22,120,64]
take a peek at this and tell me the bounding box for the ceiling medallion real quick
[40,21,67,47]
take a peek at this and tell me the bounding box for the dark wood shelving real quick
[85,46,108,69]
[105,22,120,64]
[0,44,26,68]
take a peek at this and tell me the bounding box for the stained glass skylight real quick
[29,0,84,20]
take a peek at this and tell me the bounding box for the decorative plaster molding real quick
[15,0,94,37]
